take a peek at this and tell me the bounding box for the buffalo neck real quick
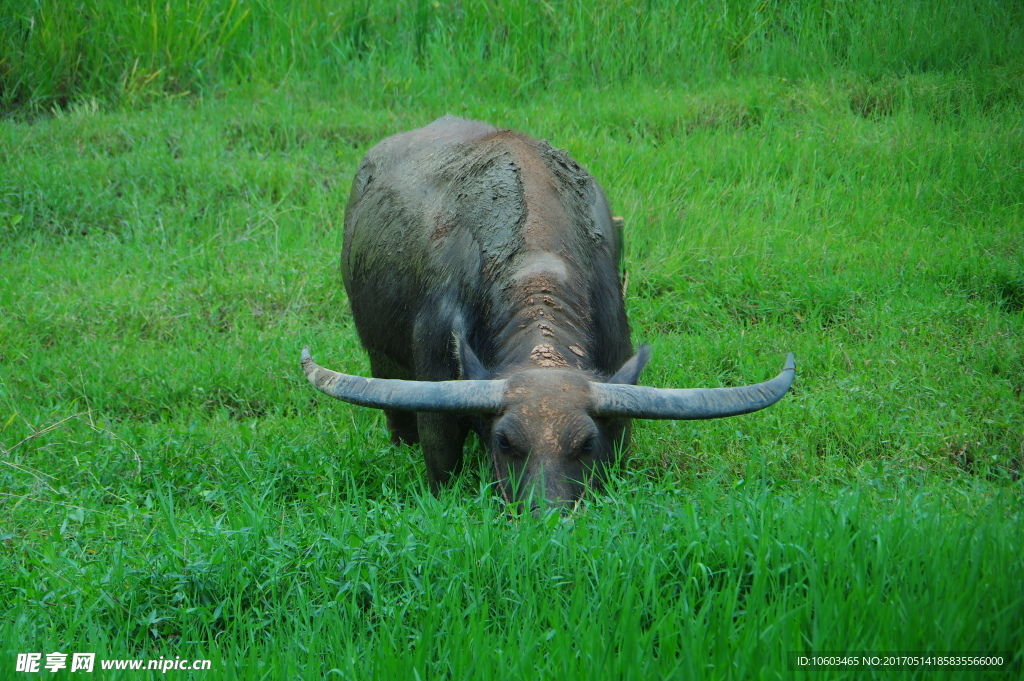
[469,131,607,377]
[486,258,596,375]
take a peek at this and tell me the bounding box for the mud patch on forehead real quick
[530,344,568,368]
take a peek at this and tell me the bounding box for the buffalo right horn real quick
[301,346,506,414]
[590,353,795,420]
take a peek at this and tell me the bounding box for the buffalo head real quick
[301,345,794,510]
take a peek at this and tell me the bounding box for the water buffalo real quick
[302,116,794,509]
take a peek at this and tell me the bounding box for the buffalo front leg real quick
[409,304,472,492]
[384,410,419,445]
[417,412,469,493]
[364,350,421,445]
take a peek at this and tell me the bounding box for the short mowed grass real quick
[2,1,1024,678]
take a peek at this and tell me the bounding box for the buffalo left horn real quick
[301,346,506,414]
[590,353,795,420]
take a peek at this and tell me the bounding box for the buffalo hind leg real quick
[418,412,469,493]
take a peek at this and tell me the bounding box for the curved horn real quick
[301,346,506,414]
[590,353,795,419]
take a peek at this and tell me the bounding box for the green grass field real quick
[2,1,1024,678]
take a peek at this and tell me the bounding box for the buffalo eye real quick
[580,436,595,453]
[496,433,513,451]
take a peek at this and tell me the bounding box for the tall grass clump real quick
[2,0,1023,112]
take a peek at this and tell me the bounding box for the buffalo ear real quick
[607,344,651,385]
[455,334,493,380]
